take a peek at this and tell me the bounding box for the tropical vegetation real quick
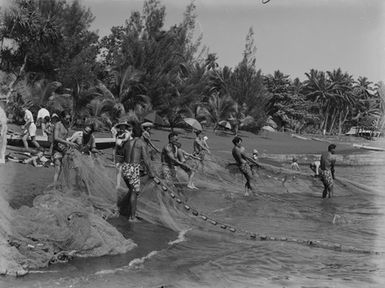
[1,0,384,136]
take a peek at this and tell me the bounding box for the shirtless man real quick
[232,136,258,196]
[120,120,154,221]
[112,122,131,189]
[175,141,200,189]
[142,122,160,160]
[161,132,192,187]
[319,144,337,198]
[193,130,210,159]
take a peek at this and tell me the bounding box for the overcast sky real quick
[2,0,384,82]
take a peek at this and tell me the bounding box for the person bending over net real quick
[319,144,337,198]
[175,141,200,190]
[67,123,98,155]
[291,157,300,171]
[231,136,261,196]
[120,120,154,222]
[310,160,320,177]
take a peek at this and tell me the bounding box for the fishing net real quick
[135,152,385,255]
[2,150,135,275]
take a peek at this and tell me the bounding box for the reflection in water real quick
[1,164,385,288]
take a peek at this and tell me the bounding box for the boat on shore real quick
[7,133,115,149]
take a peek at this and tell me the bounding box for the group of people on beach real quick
[231,135,337,199]
[17,106,338,223]
[111,120,210,221]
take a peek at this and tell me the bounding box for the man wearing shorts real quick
[175,141,200,189]
[21,107,40,150]
[232,136,254,196]
[120,120,153,221]
[161,132,184,184]
[319,144,337,198]
[112,121,131,189]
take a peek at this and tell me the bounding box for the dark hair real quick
[128,120,142,138]
[44,116,50,122]
[85,123,95,133]
[168,132,178,140]
[328,144,336,151]
[195,130,202,136]
[232,136,242,145]
[58,110,67,120]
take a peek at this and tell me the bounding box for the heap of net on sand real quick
[1,150,136,276]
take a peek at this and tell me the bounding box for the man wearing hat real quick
[112,121,132,189]
[142,122,160,160]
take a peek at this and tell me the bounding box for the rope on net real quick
[148,176,383,256]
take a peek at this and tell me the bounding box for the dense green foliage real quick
[1,0,384,135]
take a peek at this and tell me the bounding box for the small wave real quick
[128,250,159,268]
[168,228,191,245]
[29,270,59,274]
[95,268,123,275]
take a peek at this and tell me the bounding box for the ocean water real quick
[1,159,385,288]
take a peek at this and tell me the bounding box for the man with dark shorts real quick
[232,136,255,196]
[175,141,200,189]
[120,120,154,221]
[161,132,192,187]
[319,144,337,198]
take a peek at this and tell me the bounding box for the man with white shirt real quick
[36,106,50,136]
[21,107,40,150]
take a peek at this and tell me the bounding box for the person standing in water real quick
[161,132,189,186]
[120,120,154,221]
[175,141,200,189]
[232,136,258,196]
[310,160,321,177]
[319,144,337,198]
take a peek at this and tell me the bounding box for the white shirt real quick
[37,108,50,120]
[24,109,34,123]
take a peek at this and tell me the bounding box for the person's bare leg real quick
[129,186,140,222]
[53,160,62,188]
[31,136,40,149]
[116,166,122,189]
[22,134,29,150]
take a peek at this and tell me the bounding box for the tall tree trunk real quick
[0,55,28,164]
[0,103,7,164]
[322,105,330,135]
[328,108,338,134]
[338,109,349,135]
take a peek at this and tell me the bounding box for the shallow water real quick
[2,163,385,288]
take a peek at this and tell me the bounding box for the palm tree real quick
[303,69,335,133]
[199,92,235,130]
